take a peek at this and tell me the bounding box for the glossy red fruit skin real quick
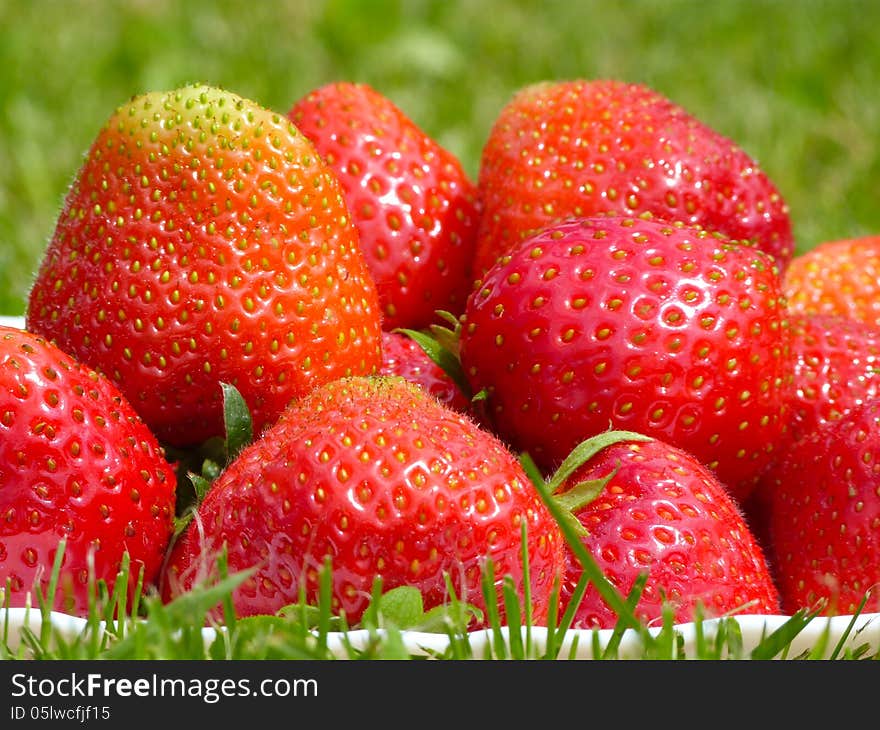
[459,216,792,503]
[379,331,470,413]
[744,313,880,556]
[559,438,780,630]
[26,84,382,448]
[784,235,880,328]
[289,82,480,331]
[0,326,176,616]
[474,79,793,277]
[761,400,880,616]
[784,313,880,444]
[161,376,564,627]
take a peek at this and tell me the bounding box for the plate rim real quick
[4,607,880,659]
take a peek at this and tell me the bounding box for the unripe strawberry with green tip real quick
[0,325,176,616]
[161,376,565,628]
[474,79,793,278]
[26,83,382,449]
[537,431,780,629]
[459,215,793,504]
[288,81,480,331]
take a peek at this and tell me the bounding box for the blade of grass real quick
[521,450,645,634]
[518,520,533,659]
[479,558,507,660]
[502,576,524,658]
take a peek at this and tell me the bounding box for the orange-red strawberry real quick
[161,376,564,627]
[784,235,880,328]
[553,435,780,629]
[288,82,480,331]
[459,215,792,503]
[0,325,176,616]
[26,84,382,448]
[760,400,880,615]
[473,79,793,277]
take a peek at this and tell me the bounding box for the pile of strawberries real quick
[2,79,879,631]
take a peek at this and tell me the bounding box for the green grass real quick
[3,530,878,660]
[1,0,879,315]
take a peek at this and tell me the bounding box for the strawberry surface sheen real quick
[746,313,880,562]
[289,82,480,331]
[161,376,564,627]
[459,216,792,503]
[762,400,880,615]
[784,313,880,444]
[26,84,382,447]
[0,326,176,616]
[559,438,780,629]
[473,79,793,278]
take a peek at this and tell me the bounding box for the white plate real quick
[0,315,25,329]
[4,607,880,659]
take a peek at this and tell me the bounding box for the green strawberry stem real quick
[220,381,253,462]
[394,325,472,400]
[521,429,658,633]
[172,382,257,535]
[553,476,617,520]
[544,429,653,494]
[429,310,464,355]
[528,429,654,538]
[394,308,479,401]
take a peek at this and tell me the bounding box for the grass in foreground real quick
[3,519,878,661]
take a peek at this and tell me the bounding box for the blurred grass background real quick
[1,0,878,314]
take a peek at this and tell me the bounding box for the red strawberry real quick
[743,313,880,555]
[0,325,176,616]
[161,376,564,627]
[784,235,880,328]
[26,84,382,448]
[552,434,780,629]
[473,79,793,277]
[379,330,470,413]
[288,82,480,331]
[459,215,792,503]
[760,400,880,615]
[784,313,880,443]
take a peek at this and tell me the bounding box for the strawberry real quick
[783,313,880,444]
[759,400,880,615]
[473,79,793,278]
[288,82,481,331]
[784,234,880,328]
[458,215,792,504]
[26,84,383,449]
[743,313,880,556]
[0,325,176,616]
[161,376,564,627]
[379,330,470,413]
[548,434,780,629]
